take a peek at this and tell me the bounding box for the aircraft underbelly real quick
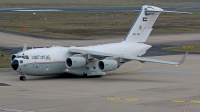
[23,62,66,76]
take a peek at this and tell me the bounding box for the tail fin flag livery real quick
[124,5,191,43]
[10,5,191,80]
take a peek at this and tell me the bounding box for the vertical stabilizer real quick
[124,5,163,43]
[22,43,27,51]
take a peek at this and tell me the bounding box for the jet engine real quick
[98,60,118,72]
[66,57,86,68]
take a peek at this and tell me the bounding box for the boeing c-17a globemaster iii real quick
[11,5,190,81]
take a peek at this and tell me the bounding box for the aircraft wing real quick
[68,49,88,55]
[69,49,115,57]
[68,48,188,65]
[122,51,188,65]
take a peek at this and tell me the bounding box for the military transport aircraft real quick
[11,5,190,81]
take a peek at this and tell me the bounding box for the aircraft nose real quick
[11,60,19,70]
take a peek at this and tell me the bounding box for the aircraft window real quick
[23,55,29,59]
[25,55,29,59]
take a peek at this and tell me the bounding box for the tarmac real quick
[0,6,200,12]
[0,32,200,112]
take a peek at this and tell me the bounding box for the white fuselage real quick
[10,5,188,80]
[12,42,151,76]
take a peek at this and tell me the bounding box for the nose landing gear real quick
[19,75,26,81]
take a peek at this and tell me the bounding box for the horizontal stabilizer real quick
[146,10,193,14]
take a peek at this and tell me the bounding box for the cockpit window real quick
[25,55,29,59]
[16,55,29,59]
[16,56,22,58]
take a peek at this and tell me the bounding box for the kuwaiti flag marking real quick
[143,17,147,21]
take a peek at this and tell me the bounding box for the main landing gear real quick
[19,75,26,81]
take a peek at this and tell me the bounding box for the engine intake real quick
[66,57,86,68]
[98,60,118,72]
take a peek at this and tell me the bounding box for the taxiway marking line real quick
[111,100,122,112]
[117,58,200,75]
[121,59,200,78]
[183,103,188,112]
[107,97,120,101]
[191,100,200,104]
[172,99,186,103]
[9,92,200,103]
[126,98,140,102]
[117,61,142,74]
[157,65,200,71]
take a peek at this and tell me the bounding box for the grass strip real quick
[0,10,199,39]
[0,0,200,8]
[0,50,11,68]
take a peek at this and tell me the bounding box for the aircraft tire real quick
[19,76,26,81]
[97,75,102,78]
[83,73,87,77]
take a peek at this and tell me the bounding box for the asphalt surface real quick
[1,32,200,56]
[0,6,200,12]
[0,5,200,112]
[1,54,200,112]
[0,32,200,112]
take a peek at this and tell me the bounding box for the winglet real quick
[22,43,27,51]
[178,52,188,65]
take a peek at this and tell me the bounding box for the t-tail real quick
[123,5,192,43]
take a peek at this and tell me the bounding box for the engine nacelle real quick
[66,57,86,68]
[98,60,118,72]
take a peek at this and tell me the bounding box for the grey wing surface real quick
[68,48,188,65]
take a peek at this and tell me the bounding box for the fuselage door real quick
[39,65,44,74]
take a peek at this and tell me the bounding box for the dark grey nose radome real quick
[11,60,19,70]
[11,55,16,62]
